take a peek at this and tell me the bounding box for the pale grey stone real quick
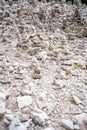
[74,124,80,130]
[30,108,48,126]
[5,114,14,121]
[21,89,32,96]
[9,122,26,130]
[22,121,30,128]
[61,119,74,130]
[17,96,33,109]
[19,114,29,122]
[73,113,87,130]
[42,127,55,130]
[9,118,27,130]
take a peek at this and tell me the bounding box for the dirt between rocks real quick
[0,1,87,130]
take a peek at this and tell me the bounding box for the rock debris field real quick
[0,1,87,130]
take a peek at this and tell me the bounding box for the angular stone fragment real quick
[31,35,41,44]
[61,119,74,130]
[32,74,41,79]
[9,120,26,130]
[19,114,29,122]
[30,108,48,126]
[0,50,4,55]
[53,79,65,89]
[36,99,47,109]
[17,96,33,109]
[72,95,82,105]
[36,50,47,60]
[9,66,14,72]
[34,68,40,74]
[74,124,80,130]
[73,113,87,130]
[5,114,14,121]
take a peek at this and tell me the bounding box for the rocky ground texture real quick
[0,1,87,130]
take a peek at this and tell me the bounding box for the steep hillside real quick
[0,1,87,130]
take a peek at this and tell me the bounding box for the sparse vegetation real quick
[75,63,83,69]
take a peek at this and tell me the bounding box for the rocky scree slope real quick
[0,1,87,130]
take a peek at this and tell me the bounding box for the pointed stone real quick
[61,119,74,130]
[72,95,82,105]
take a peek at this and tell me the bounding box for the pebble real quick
[31,35,41,44]
[53,79,65,89]
[36,50,47,60]
[36,99,47,109]
[61,118,74,130]
[34,68,40,74]
[17,96,33,109]
[15,74,24,80]
[0,80,11,84]
[21,89,32,96]
[0,50,4,55]
[19,114,29,122]
[32,74,41,79]
[9,66,14,73]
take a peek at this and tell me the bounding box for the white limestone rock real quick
[42,127,55,130]
[74,124,80,130]
[19,114,29,122]
[5,114,14,121]
[17,96,33,109]
[72,95,83,105]
[73,113,87,130]
[9,121,26,130]
[61,118,74,130]
[30,108,48,126]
